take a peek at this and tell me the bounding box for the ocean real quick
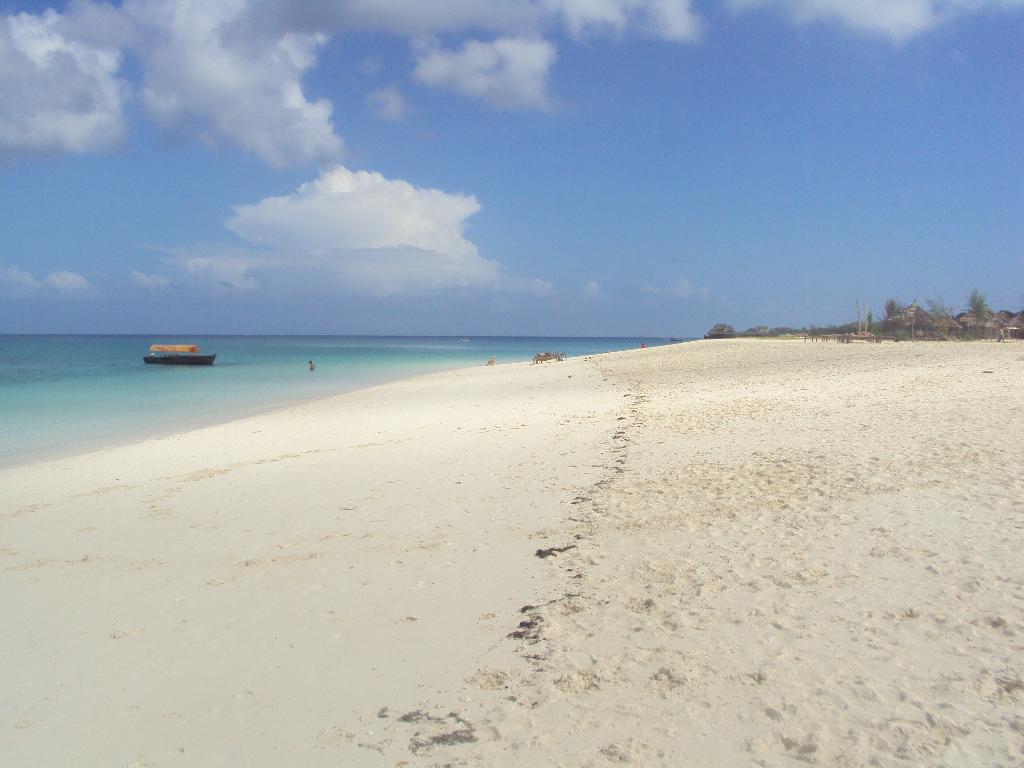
[0,335,677,467]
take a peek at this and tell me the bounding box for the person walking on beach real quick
[308,360,316,371]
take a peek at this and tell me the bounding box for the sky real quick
[1,0,1021,336]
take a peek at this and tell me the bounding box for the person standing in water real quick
[308,360,316,371]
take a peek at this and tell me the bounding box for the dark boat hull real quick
[144,354,216,366]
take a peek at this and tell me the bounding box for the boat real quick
[144,344,216,366]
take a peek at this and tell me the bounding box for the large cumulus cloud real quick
[155,164,507,296]
[0,9,127,156]
[225,164,501,295]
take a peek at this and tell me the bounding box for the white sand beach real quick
[2,340,1022,767]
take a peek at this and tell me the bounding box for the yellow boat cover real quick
[150,344,199,353]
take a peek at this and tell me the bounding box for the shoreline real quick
[0,359,494,472]
[0,348,624,472]
[2,339,1021,766]
[0,338,673,471]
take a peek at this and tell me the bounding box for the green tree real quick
[883,298,903,332]
[926,297,952,319]
[967,289,990,338]
[967,289,989,320]
[926,297,954,338]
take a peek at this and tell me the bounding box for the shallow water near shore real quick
[0,335,675,467]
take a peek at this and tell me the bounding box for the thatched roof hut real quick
[956,310,990,335]
[1006,314,1024,339]
[899,302,930,323]
[983,312,1016,339]
[931,315,960,335]
[994,310,1015,325]
[899,303,932,337]
[704,324,736,339]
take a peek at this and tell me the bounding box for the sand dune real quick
[2,340,1022,766]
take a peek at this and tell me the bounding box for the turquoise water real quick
[0,335,676,467]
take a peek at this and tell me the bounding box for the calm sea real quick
[0,335,677,467]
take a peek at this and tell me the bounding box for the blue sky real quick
[1,0,1021,336]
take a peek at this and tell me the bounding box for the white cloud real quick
[0,264,93,297]
[582,280,603,298]
[44,270,94,296]
[229,165,481,258]
[125,0,341,168]
[415,37,557,109]
[225,164,504,295]
[726,0,1023,41]
[131,270,172,290]
[0,9,127,156]
[534,278,556,296]
[0,264,41,296]
[1,0,343,166]
[641,0,704,40]
[367,85,409,121]
[509,276,557,296]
